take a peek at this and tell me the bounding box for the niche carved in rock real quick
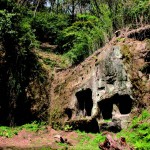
[98,94,132,120]
[75,88,93,117]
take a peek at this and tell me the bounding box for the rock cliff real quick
[50,26,150,131]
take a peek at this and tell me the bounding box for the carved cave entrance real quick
[75,88,93,117]
[98,94,132,120]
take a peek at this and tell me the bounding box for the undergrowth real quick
[0,126,19,138]
[72,130,105,150]
[69,110,150,150]
[0,110,149,150]
[117,110,150,150]
[0,121,46,138]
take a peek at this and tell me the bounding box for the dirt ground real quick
[0,126,80,150]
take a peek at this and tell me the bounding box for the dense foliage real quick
[0,1,48,126]
[1,0,149,65]
[62,11,112,64]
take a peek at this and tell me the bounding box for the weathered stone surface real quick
[50,44,133,128]
[50,29,150,130]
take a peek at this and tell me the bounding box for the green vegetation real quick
[117,110,150,149]
[0,0,150,127]
[70,111,150,150]
[0,1,150,149]
[63,124,73,131]
[31,12,69,44]
[0,0,50,126]
[20,121,46,132]
[62,11,112,64]
[0,126,19,138]
[73,130,105,150]
[0,111,149,149]
[0,121,46,138]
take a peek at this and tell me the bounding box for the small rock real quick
[54,134,65,143]
[54,134,72,146]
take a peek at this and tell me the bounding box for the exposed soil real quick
[0,126,80,150]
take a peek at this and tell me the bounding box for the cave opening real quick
[98,94,132,120]
[64,108,72,120]
[75,88,93,116]
[98,99,113,120]
[115,94,132,114]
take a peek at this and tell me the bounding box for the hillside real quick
[0,0,150,149]
[0,25,150,150]
[50,26,150,130]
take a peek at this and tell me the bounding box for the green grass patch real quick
[72,130,105,150]
[19,121,46,132]
[117,110,150,150]
[0,126,19,138]
[0,121,46,138]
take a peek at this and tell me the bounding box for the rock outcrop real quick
[50,26,150,131]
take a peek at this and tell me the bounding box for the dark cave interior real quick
[98,94,132,119]
[75,88,93,116]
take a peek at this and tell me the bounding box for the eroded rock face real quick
[50,27,150,131]
[73,46,133,131]
[50,44,133,131]
[88,46,132,119]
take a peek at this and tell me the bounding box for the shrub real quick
[123,0,150,27]
[31,12,69,44]
[62,10,112,65]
